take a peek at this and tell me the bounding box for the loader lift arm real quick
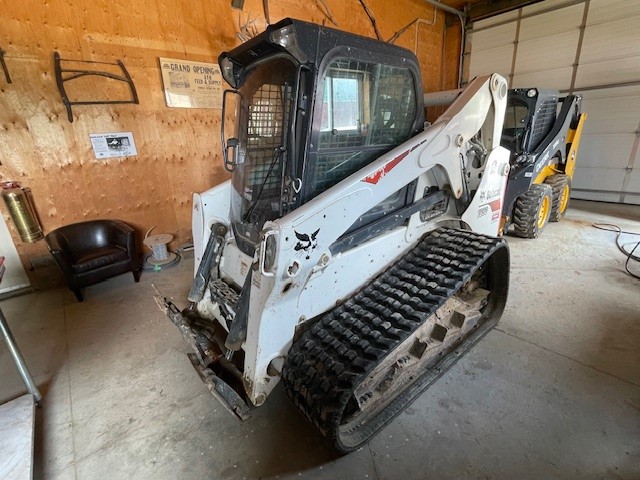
[258,72,509,275]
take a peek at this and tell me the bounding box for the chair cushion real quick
[72,246,128,274]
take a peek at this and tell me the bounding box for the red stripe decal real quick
[362,150,409,185]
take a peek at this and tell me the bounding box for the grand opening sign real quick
[159,57,223,109]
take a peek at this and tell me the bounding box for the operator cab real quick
[500,88,559,161]
[219,18,424,256]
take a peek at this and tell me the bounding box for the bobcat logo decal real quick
[294,229,319,252]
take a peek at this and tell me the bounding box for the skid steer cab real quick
[156,18,511,452]
[500,88,587,238]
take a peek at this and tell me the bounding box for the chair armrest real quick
[45,231,70,260]
[108,220,135,248]
[45,230,60,250]
[108,221,139,269]
[45,231,76,280]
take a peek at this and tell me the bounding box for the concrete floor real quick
[1,199,639,480]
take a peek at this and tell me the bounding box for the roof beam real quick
[423,0,465,18]
[467,0,543,22]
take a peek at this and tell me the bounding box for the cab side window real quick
[311,58,417,197]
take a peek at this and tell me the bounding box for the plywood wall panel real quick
[0,0,456,271]
[444,23,462,89]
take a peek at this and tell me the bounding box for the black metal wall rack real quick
[0,48,12,83]
[53,51,139,122]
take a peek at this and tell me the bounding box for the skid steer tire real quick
[512,183,553,239]
[281,228,509,453]
[545,174,571,222]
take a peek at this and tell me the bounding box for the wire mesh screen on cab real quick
[246,83,291,196]
[234,56,295,226]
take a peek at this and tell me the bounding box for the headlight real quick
[270,25,295,48]
[260,230,278,275]
[220,56,236,88]
[526,88,537,98]
[269,25,307,63]
[264,234,277,271]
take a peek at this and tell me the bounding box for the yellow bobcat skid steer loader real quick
[156,18,511,452]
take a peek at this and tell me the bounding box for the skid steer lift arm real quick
[243,73,510,405]
[277,73,506,237]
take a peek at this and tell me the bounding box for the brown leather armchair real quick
[45,220,141,302]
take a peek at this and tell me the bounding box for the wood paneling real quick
[0,0,456,269]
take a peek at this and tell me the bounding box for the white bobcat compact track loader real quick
[156,18,511,452]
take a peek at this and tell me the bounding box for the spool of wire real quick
[149,236,170,261]
[142,232,180,271]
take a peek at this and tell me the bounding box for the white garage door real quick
[465,0,640,205]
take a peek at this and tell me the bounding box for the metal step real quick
[0,394,35,480]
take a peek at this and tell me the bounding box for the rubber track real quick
[281,227,507,451]
[544,174,570,222]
